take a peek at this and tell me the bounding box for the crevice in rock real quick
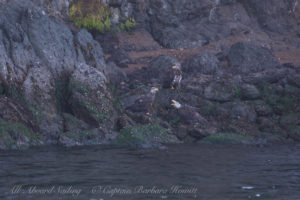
[54,73,73,115]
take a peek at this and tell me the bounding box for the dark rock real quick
[240,0,299,34]
[108,48,132,68]
[62,113,91,133]
[228,42,280,74]
[253,100,273,116]
[58,128,113,147]
[222,101,257,122]
[188,125,218,139]
[204,82,236,102]
[108,0,123,7]
[146,55,180,87]
[287,73,300,88]
[284,84,300,97]
[152,26,209,49]
[116,113,134,131]
[257,117,279,133]
[280,114,300,127]
[240,84,261,100]
[242,68,288,84]
[105,62,128,85]
[183,52,220,75]
[58,135,79,147]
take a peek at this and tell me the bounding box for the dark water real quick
[1,144,300,200]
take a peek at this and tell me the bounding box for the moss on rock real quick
[0,121,43,150]
[201,133,254,144]
[112,124,180,147]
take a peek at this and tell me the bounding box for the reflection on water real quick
[1,144,300,200]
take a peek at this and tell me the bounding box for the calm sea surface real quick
[1,144,300,200]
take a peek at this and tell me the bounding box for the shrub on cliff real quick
[69,0,136,34]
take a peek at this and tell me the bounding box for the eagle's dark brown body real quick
[126,88,158,113]
[177,105,207,124]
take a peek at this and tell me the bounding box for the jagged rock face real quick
[130,0,300,49]
[0,0,117,149]
[31,0,71,17]
[239,0,299,34]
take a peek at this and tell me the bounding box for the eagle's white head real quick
[172,63,181,70]
[171,100,182,109]
[150,87,159,94]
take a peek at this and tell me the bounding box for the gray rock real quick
[223,101,257,122]
[68,63,115,130]
[253,101,273,116]
[204,82,235,102]
[183,52,220,75]
[242,68,288,84]
[241,84,261,100]
[32,0,71,17]
[280,114,300,127]
[105,62,128,85]
[287,73,300,88]
[22,66,63,143]
[240,0,299,34]
[21,5,77,77]
[146,55,180,87]
[108,48,132,68]
[228,42,280,74]
[74,29,107,72]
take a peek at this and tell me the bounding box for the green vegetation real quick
[233,85,241,98]
[113,124,179,147]
[0,121,42,149]
[119,17,137,32]
[69,0,136,34]
[108,84,122,111]
[3,84,25,103]
[63,129,98,142]
[201,133,254,144]
[261,85,297,113]
[69,0,111,34]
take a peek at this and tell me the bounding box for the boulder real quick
[74,29,107,72]
[204,82,236,102]
[105,62,128,85]
[240,84,261,100]
[108,48,132,68]
[146,55,180,87]
[68,63,116,130]
[222,101,257,122]
[183,52,220,75]
[228,42,280,74]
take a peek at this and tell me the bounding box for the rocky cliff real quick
[0,0,300,150]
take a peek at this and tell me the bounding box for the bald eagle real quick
[126,87,159,113]
[171,100,207,125]
[163,63,182,90]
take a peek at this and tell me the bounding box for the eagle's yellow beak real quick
[154,88,159,92]
[171,99,177,103]
[172,65,177,69]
